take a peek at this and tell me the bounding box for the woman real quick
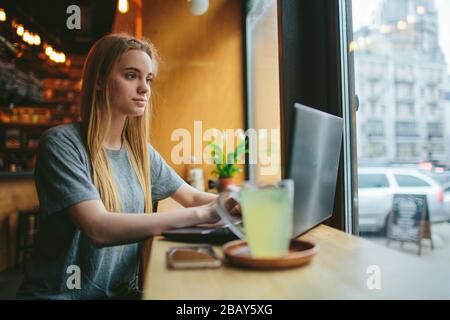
[17,33,229,300]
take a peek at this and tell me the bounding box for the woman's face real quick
[108,49,154,118]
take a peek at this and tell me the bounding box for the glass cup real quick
[217,179,294,258]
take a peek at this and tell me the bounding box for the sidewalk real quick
[362,222,450,265]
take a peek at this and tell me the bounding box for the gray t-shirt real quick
[17,123,184,300]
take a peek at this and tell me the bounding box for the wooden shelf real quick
[0,171,34,179]
[0,147,38,153]
[0,106,77,113]
[41,99,79,104]
[0,122,64,128]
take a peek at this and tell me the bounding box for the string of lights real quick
[0,6,67,64]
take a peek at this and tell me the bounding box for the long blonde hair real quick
[80,33,159,213]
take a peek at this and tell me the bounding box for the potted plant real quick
[207,138,249,193]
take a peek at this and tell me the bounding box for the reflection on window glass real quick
[394,174,431,187]
[359,174,390,188]
[246,0,281,183]
[352,0,450,258]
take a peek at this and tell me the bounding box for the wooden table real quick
[143,224,450,299]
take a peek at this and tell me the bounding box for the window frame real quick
[277,0,358,234]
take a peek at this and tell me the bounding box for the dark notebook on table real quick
[161,224,239,244]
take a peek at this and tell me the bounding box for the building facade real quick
[354,0,449,166]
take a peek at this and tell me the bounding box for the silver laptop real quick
[288,103,343,237]
[162,103,343,243]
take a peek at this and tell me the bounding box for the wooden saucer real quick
[222,239,319,270]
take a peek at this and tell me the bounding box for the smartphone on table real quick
[166,245,222,269]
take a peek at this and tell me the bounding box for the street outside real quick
[361,222,450,265]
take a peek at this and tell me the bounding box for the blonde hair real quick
[80,33,159,213]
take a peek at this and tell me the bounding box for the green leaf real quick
[227,152,235,164]
[233,139,249,162]
[211,156,222,165]
[209,138,249,179]
[208,143,223,164]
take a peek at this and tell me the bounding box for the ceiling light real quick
[118,0,129,14]
[188,0,209,16]
[0,8,6,22]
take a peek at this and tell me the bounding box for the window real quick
[396,83,414,99]
[279,0,352,232]
[427,122,443,138]
[429,143,445,154]
[431,173,450,186]
[394,174,431,187]
[246,0,281,183]
[358,174,390,188]
[396,103,415,118]
[364,143,386,157]
[396,122,417,137]
[352,0,449,161]
[351,0,450,260]
[366,120,384,137]
[396,143,418,158]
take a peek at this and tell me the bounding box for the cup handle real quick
[216,192,245,240]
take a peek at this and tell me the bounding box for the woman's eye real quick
[125,73,137,80]
[146,78,153,84]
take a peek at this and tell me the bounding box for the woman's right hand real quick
[197,200,221,225]
[196,195,242,227]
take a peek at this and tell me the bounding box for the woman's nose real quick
[138,87,149,95]
[138,80,150,94]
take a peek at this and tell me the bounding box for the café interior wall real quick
[112,0,141,37]
[114,0,246,186]
[0,0,246,271]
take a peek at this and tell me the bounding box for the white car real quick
[442,182,450,218]
[358,167,448,233]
